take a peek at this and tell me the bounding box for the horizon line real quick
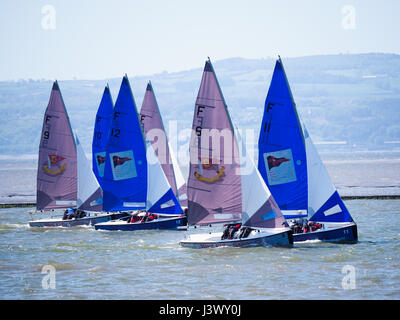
[1,51,399,82]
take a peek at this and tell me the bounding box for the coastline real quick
[1,195,400,208]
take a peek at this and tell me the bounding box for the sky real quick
[0,0,399,80]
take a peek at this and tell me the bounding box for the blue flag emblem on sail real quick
[109,150,137,180]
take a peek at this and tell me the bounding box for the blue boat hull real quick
[28,212,129,228]
[293,223,358,243]
[94,216,187,231]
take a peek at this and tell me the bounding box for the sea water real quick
[1,150,400,203]
[0,199,399,300]
[0,151,399,299]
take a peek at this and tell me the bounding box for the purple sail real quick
[139,82,178,196]
[36,81,77,210]
[187,60,242,225]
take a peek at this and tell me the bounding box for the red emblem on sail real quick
[199,158,219,170]
[43,154,67,175]
[194,158,225,183]
[97,155,105,165]
[267,156,290,169]
[113,156,132,168]
[48,154,65,165]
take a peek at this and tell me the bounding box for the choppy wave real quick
[1,200,400,299]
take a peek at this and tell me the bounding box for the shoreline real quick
[1,195,400,208]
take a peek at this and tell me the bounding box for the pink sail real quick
[187,60,242,225]
[139,82,178,196]
[36,81,77,210]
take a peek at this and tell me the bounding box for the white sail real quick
[76,134,103,211]
[168,141,187,202]
[146,141,183,214]
[302,124,353,222]
[237,132,286,228]
[303,126,335,216]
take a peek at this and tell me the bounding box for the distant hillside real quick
[0,53,399,156]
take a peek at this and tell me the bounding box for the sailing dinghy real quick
[179,59,293,248]
[29,82,127,227]
[94,76,186,231]
[257,57,358,242]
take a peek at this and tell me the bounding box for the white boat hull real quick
[28,212,128,227]
[180,228,293,248]
[94,215,187,231]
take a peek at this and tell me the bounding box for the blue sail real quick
[309,191,353,223]
[148,189,182,214]
[259,58,355,225]
[92,85,114,188]
[102,76,147,211]
[258,58,308,211]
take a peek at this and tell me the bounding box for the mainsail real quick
[36,81,77,210]
[258,57,307,211]
[187,60,242,225]
[139,81,188,205]
[102,76,148,211]
[258,57,354,223]
[92,85,114,189]
[76,135,103,211]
